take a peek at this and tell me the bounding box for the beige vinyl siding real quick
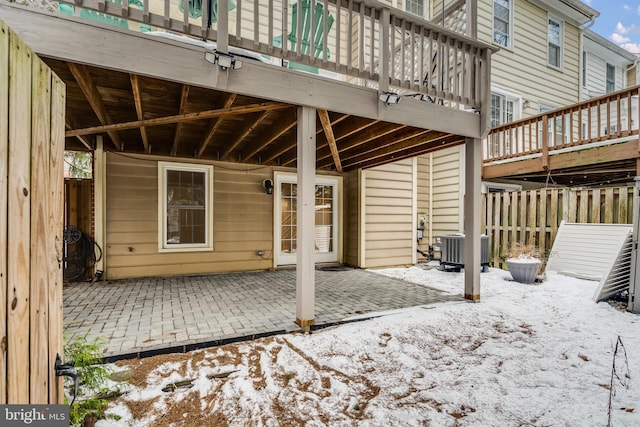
[583,52,626,99]
[105,153,273,279]
[343,169,360,266]
[627,68,637,87]
[478,0,581,110]
[416,154,430,253]
[430,146,463,239]
[363,159,415,267]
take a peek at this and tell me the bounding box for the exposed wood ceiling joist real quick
[317,109,342,173]
[244,115,297,162]
[172,85,191,157]
[68,63,122,150]
[130,74,149,153]
[197,93,236,158]
[222,110,271,160]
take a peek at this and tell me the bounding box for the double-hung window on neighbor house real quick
[548,17,562,68]
[493,0,513,48]
[606,63,616,93]
[158,162,213,252]
[490,91,518,156]
[405,0,425,18]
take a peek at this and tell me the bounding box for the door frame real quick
[273,171,343,266]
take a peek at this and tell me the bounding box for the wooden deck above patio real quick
[483,86,640,186]
[2,0,494,170]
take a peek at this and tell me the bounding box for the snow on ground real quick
[98,266,640,426]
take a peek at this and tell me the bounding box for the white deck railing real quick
[56,0,492,111]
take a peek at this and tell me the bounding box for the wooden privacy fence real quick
[1,20,65,403]
[482,186,634,267]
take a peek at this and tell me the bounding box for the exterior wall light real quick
[378,91,401,105]
[263,178,274,195]
[205,51,243,71]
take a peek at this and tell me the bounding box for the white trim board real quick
[545,221,632,302]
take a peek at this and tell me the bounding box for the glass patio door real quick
[275,174,339,265]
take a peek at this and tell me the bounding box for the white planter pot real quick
[506,259,541,284]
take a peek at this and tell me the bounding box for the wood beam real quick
[172,85,190,157]
[197,93,236,158]
[317,109,342,172]
[67,63,122,150]
[130,74,149,153]
[66,101,291,137]
[244,114,297,162]
[221,110,270,160]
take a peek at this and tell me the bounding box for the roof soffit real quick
[526,0,599,26]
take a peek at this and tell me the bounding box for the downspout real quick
[578,15,597,101]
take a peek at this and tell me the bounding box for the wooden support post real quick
[296,106,316,329]
[464,137,481,301]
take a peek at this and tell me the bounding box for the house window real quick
[491,93,515,127]
[490,91,518,155]
[405,0,424,18]
[493,0,512,48]
[548,17,562,68]
[606,63,616,93]
[158,162,213,252]
[540,103,568,145]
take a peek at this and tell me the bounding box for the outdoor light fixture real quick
[204,51,243,71]
[263,178,274,195]
[378,91,401,105]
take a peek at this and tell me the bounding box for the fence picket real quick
[591,189,601,223]
[518,191,526,245]
[604,188,614,223]
[619,187,628,224]
[538,188,547,253]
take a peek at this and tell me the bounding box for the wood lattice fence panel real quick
[482,186,634,268]
[1,19,65,404]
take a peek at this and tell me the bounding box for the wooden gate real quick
[1,20,65,403]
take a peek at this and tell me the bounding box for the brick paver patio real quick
[63,267,462,358]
